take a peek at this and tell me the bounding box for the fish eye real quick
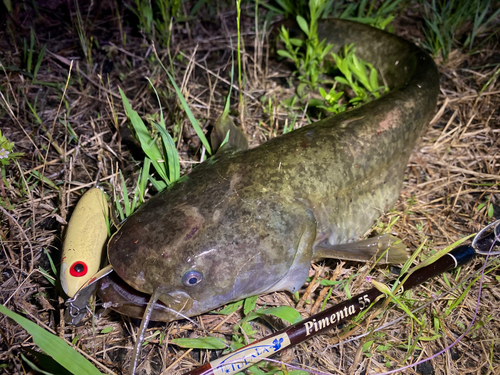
[182,271,203,286]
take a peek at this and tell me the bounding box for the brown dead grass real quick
[0,1,499,375]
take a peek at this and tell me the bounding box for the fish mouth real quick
[97,271,193,322]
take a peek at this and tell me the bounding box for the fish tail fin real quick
[314,234,408,264]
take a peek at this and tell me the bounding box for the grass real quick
[0,1,499,375]
[419,0,500,61]
[276,0,389,116]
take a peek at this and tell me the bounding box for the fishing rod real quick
[183,220,500,375]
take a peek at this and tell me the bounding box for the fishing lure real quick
[60,188,109,298]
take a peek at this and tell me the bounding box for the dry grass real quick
[0,2,499,375]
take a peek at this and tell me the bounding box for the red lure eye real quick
[69,261,88,277]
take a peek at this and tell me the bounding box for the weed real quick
[420,0,500,61]
[268,0,402,30]
[74,0,93,66]
[277,0,332,91]
[0,130,23,208]
[316,44,388,114]
[477,199,495,218]
[22,28,47,82]
[0,131,23,168]
[0,304,102,375]
[131,0,181,47]
[277,1,389,120]
[332,44,388,103]
[336,0,403,30]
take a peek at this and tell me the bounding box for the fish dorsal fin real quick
[314,234,408,264]
[211,113,248,153]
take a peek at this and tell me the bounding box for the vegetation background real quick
[0,0,499,374]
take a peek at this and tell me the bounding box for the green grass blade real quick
[28,28,34,73]
[31,170,58,190]
[163,70,212,155]
[153,122,180,182]
[119,170,131,217]
[21,353,55,375]
[171,337,227,349]
[0,304,103,375]
[38,267,55,286]
[139,157,151,203]
[146,77,166,130]
[148,174,167,192]
[119,87,170,183]
[44,248,58,277]
[243,295,258,315]
[245,306,302,324]
[445,262,500,316]
[115,197,125,222]
[33,44,47,82]
[407,234,474,275]
[214,300,243,315]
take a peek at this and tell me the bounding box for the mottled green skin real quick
[101,19,439,321]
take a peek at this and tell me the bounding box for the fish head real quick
[104,189,306,321]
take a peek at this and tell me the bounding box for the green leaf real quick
[218,129,231,150]
[369,67,379,91]
[488,203,494,218]
[407,234,474,275]
[246,365,266,375]
[38,267,55,286]
[119,88,169,184]
[164,70,212,155]
[24,349,73,375]
[31,171,59,190]
[296,15,309,37]
[243,295,258,315]
[362,340,374,352]
[44,248,58,277]
[245,306,302,324]
[320,279,343,286]
[153,122,180,183]
[277,50,294,60]
[419,335,441,341]
[274,0,294,14]
[100,327,113,334]
[334,76,349,85]
[0,304,103,375]
[138,157,152,202]
[289,38,303,47]
[148,175,167,192]
[318,87,327,99]
[215,300,243,315]
[240,321,255,337]
[119,170,131,217]
[171,337,227,349]
[21,353,56,375]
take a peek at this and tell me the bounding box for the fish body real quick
[98,19,439,321]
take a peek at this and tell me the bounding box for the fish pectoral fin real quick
[211,113,249,153]
[314,234,408,264]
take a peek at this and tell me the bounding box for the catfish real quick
[97,19,439,322]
